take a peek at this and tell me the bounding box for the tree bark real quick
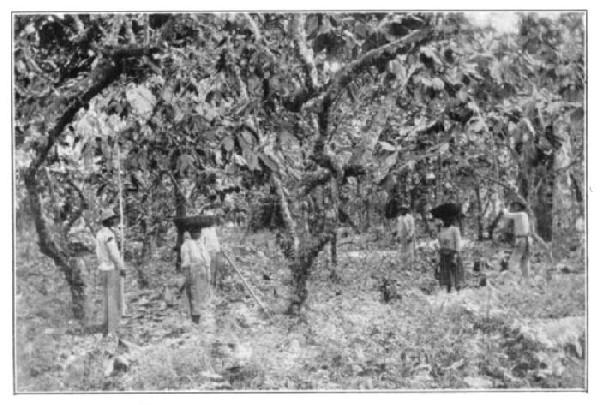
[552,120,574,259]
[171,152,187,273]
[137,218,151,289]
[24,173,87,319]
[475,183,483,240]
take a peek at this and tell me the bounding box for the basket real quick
[173,215,221,233]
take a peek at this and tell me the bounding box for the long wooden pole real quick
[117,142,127,316]
[222,251,270,318]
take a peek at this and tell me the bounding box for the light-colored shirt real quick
[181,238,211,269]
[95,227,124,271]
[200,226,221,253]
[503,211,529,236]
[439,226,461,252]
[396,214,415,243]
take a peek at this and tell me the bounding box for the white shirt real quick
[439,226,461,251]
[181,238,211,269]
[95,227,124,271]
[503,211,529,236]
[396,214,415,243]
[200,226,221,252]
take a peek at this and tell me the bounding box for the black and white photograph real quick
[11,7,588,393]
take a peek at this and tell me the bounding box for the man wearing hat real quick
[394,203,415,273]
[502,200,530,279]
[95,208,126,335]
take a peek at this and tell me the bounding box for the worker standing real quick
[180,231,211,324]
[95,208,126,336]
[395,203,415,273]
[202,190,224,290]
[502,201,530,279]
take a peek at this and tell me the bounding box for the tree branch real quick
[64,177,87,235]
[326,28,433,102]
[291,14,319,93]
[282,28,434,113]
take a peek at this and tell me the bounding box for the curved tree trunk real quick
[24,174,86,319]
[21,46,160,321]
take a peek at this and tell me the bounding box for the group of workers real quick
[95,206,223,336]
[94,194,531,335]
[393,200,531,293]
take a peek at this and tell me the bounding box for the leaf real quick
[174,107,185,123]
[222,136,235,152]
[378,141,398,152]
[438,142,450,155]
[243,150,259,171]
[420,46,443,66]
[468,119,486,133]
[238,131,255,146]
[259,153,280,174]
[126,85,155,119]
[375,151,398,182]
[232,154,247,167]
[431,78,445,91]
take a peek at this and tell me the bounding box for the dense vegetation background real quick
[13,12,585,391]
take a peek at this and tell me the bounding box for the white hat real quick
[100,208,119,222]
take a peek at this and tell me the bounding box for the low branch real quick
[302,163,367,195]
[326,28,433,102]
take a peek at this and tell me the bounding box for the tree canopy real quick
[14,12,585,314]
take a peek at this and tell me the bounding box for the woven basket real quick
[173,215,221,232]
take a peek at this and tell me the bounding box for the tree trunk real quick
[24,173,86,320]
[552,121,574,260]
[475,183,483,240]
[171,154,187,273]
[487,211,504,240]
[288,233,333,313]
[137,218,151,289]
[329,178,340,281]
[364,196,370,232]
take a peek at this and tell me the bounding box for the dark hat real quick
[430,202,462,221]
[510,200,527,210]
[173,214,221,233]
